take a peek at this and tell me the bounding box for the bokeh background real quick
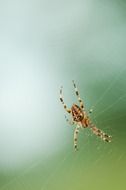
[0,0,126,190]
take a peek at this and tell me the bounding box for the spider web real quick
[0,64,126,190]
[0,0,126,190]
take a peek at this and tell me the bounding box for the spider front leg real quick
[74,125,80,151]
[60,86,71,114]
[72,80,84,110]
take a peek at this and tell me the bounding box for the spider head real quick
[71,104,84,122]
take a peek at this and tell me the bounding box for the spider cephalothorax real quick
[71,104,84,122]
[60,80,112,151]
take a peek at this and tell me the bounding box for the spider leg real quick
[72,80,84,110]
[90,124,112,142]
[65,115,75,125]
[60,86,71,113]
[74,125,80,151]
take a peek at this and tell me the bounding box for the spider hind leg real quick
[91,126,112,142]
[74,125,80,151]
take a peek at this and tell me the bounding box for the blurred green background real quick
[0,0,126,190]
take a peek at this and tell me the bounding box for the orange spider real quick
[60,81,112,151]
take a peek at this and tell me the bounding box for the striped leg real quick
[72,80,84,110]
[74,125,80,151]
[90,125,112,142]
[60,86,71,113]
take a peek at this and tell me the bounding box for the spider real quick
[60,80,112,151]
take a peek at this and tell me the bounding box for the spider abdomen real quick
[71,104,84,122]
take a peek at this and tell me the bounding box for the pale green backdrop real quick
[0,0,126,190]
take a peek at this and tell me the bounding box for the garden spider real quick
[60,81,112,151]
